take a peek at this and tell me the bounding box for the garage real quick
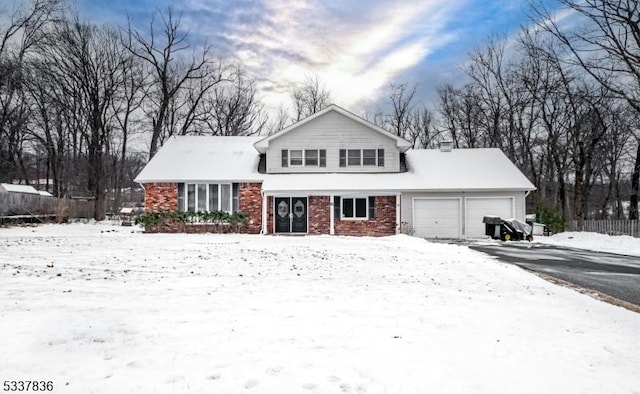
[465,197,514,238]
[413,198,461,238]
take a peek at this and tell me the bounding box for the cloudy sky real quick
[76,0,563,115]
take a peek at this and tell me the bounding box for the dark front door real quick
[275,197,291,233]
[291,197,307,233]
[274,197,307,233]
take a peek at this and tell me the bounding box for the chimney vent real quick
[439,140,453,152]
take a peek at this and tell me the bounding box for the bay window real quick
[178,182,238,212]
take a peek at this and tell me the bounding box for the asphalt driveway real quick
[468,241,640,307]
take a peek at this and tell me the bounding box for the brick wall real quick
[142,182,263,234]
[335,195,396,236]
[239,182,262,234]
[266,196,274,234]
[144,183,178,212]
[308,196,330,234]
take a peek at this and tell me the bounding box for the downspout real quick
[261,190,267,235]
[330,194,335,235]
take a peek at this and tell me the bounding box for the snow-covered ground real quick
[536,231,640,257]
[1,222,639,393]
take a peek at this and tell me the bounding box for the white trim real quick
[330,195,335,235]
[340,196,369,220]
[254,104,412,153]
[412,197,462,239]
[261,192,267,235]
[395,193,401,234]
[464,196,515,238]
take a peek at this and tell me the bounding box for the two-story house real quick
[134,104,535,238]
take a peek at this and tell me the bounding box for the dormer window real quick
[282,149,326,167]
[339,149,385,167]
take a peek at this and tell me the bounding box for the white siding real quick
[266,111,400,173]
[402,191,526,238]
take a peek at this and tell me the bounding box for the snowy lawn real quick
[1,223,639,393]
[536,231,640,257]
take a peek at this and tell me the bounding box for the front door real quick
[291,197,307,233]
[274,197,307,233]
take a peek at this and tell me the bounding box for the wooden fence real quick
[0,193,94,220]
[569,219,640,238]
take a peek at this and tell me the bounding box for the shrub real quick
[135,210,249,233]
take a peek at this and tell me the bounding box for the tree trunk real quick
[630,143,640,219]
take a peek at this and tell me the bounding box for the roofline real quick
[134,178,264,184]
[253,104,412,153]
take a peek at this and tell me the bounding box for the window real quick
[347,149,361,166]
[187,184,196,211]
[290,150,303,166]
[178,184,185,211]
[282,149,326,167]
[220,184,231,212]
[305,149,318,166]
[208,184,219,211]
[340,149,385,167]
[363,149,376,166]
[342,197,368,219]
[180,183,237,212]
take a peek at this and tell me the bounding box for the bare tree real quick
[202,67,267,136]
[291,74,331,121]
[533,0,640,218]
[386,83,416,138]
[41,17,129,220]
[0,0,62,182]
[124,6,223,159]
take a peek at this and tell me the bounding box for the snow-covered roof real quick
[135,137,535,192]
[0,183,40,194]
[38,190,53,197]
[254,104,413,153]
[261,149,535,193]
[134,136,263,183]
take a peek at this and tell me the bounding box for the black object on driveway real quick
[483,216,534,242]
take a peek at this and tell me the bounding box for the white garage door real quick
[413,198,461,238]
[465,197,514,238]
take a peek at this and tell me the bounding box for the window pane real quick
[232,183,239,212]
[363,149,376,165]
[342,198,353,218]
[378,149,385,167]
[319,150,326,167]
[368,196,375,219]
[220,184,231,212]
[209,184,219,211]
[197,184,207,211]
[187,184,196,212]
[348,149,361,166]
[281,150,288,167]
[305,149,318,166]
[177,183,185,211]
[339,149,346,167]
[355,198,367,218]
[290,150,303,165]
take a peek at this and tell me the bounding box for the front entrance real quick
[274,197,307,233]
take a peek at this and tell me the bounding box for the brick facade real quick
[238,182,262,234]
[142,182,262,234]
[142,183,396,236]
[334,196,397,236]
[308,196,330,235]
[144,183,178,212]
